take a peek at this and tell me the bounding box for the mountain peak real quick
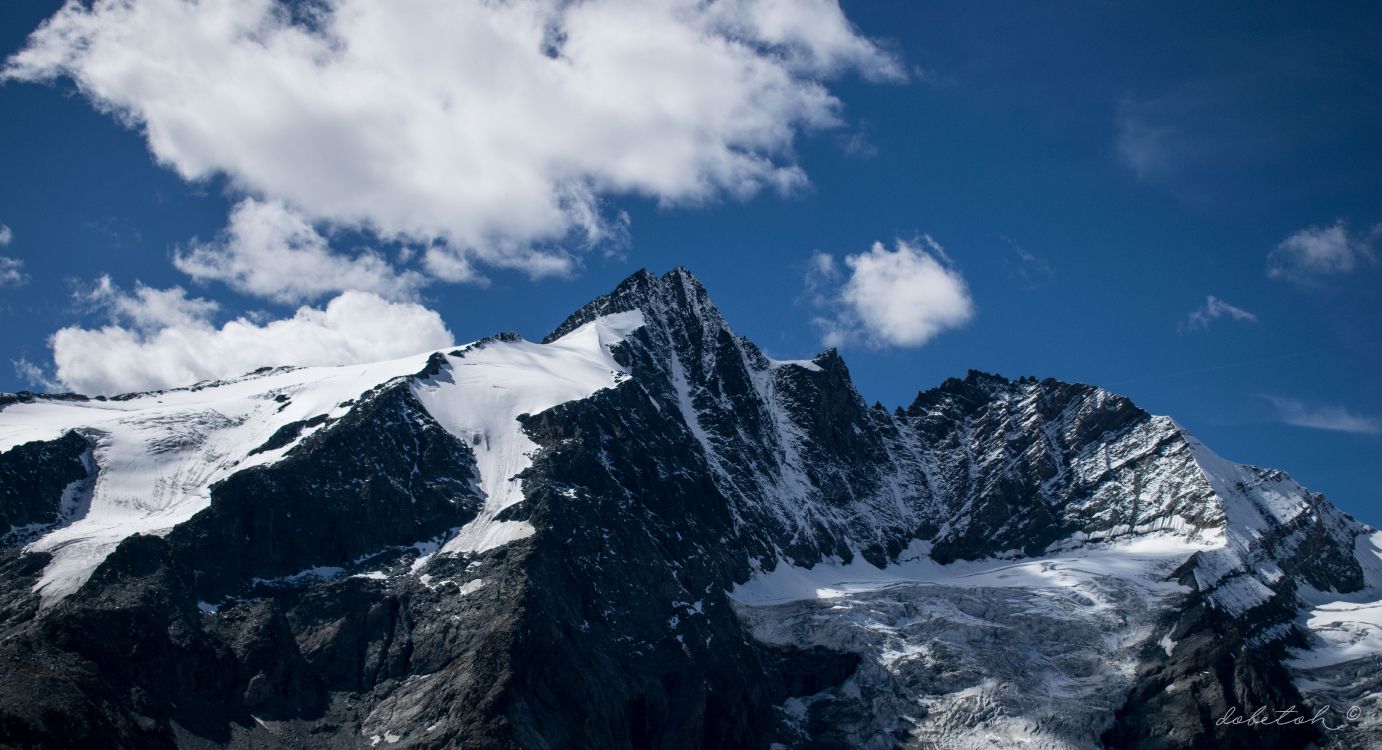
[543,267,722,343]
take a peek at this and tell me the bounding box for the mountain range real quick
[1,268,1378,749]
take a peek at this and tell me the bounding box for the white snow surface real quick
[0,309,645,604]
[732,534,1211,607]
[733,536,1213,749]
[412,310,644,555]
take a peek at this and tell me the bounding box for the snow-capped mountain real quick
[1,268,1378,749]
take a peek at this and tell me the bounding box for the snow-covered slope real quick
[734,537,1207,749]
[1,310,645,604]
[1,355,430,603]
[412,310,644,554]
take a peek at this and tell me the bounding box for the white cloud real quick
[1268,220,1378,282]
[1263,396,1381,436]
[6,0,901,281]
[1183,295,1257,331]
[810,238,973,348]
[0,224,12,246]
[50,279,454,394]
[0,257,28,288]
[174,198,428,303]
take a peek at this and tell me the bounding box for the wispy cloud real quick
[836,126,879,159]
[12,357,58,392]
[1112,85,1257,202]
[1114,101,1178,185]
[1001,235,1053,287]
[1262,395,1381,435]
[0,256,27,288]
[1268,220,1378,283]
[0,223,20,288]
[1182,295,1257,332]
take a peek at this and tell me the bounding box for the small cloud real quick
[0,224,12,246]
[1262,395,1381,435]
[1182,295,1257,332]
[836,129,879,159]
[1268,220,1378,283]
[0,256,28,288]
[809,238,974,349]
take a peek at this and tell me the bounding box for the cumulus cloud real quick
[809,238,973,348]
[50,277,454,394]
[6,0,901,282]
[1268,220,1378,283]
[174,198,428,303]
[1182,295,1257,332]
[1262,396,1381,436]
[0,257,27,288]
[0,224,12,246]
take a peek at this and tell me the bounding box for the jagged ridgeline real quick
[0,269,1378,749]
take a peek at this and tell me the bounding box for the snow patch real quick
[458,578,486,596]
[413,310,644,555]
[767,357,823,373]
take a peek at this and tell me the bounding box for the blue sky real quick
[1,1,1379,524]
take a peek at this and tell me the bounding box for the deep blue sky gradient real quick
[1,1,1379,523]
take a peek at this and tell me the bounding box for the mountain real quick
[1,268,1378,750]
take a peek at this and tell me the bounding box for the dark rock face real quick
[0,269,1374,749]
[503,379,850,749]
[903,371,1216,563]
[166,384,484,601]
[0,431,93,544]
[0,534,241,750]
[1103,578,1318,750]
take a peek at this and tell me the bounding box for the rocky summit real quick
[0,268,1378,749]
